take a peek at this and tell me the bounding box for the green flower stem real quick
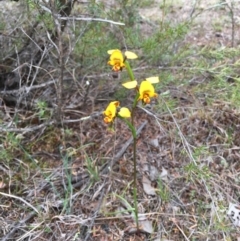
[132,131,139,229]
[131,94,140,229]
[119,118,136,138]
[132,99,139,229]
[124,60,135,81]
[131,92,140,126]
[119,58,140,229]
[119,116,139,229]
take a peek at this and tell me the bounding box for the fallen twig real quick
[0,192,39,214]
[0,79,57,96]
[58,16,125,26]
[0,112,102,133]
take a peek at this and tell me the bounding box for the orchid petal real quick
[122,80,138,89]
[146,76,159,84]
[125,51,138,59]
[118,107,131,118]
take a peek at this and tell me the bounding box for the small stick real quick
[0,192,39,214]
[171,218,190,241]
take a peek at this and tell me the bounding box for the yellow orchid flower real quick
[107,49,138,72]
[138,80,158,104]
[118,107,131,118]
[107,49,125,72]
[103,101,120,123]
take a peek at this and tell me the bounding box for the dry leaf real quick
[160,167,168,181]
[139,218,153,234]
[142,175,156,196]
[149,138,159,148]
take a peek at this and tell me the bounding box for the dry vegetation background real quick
[1,0,240,240]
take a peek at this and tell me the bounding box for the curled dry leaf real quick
[142,175,156,196]
[160,167,168,181]
[148,138,159,148]
[139,218,153,234]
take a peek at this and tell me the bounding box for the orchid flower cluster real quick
[103,49,159,125]
[103,49,159,228]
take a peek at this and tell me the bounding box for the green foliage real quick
[88,0,106,16]
[184,162,211,182]
[35,100,51,120]
[138,0,155,8]
[25,0,36,9]
[0,17,6,32]
[85,154,99,183]
[156,178,170,203]
[115,193,135,214]
[55,0,64,11]
[0,133,21,162]
[112,0,140,26]
[187,46,240,105]
[142,22,190,65]
[44,226,52,234]
[73,23,118,72]
[36,12,55,32]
